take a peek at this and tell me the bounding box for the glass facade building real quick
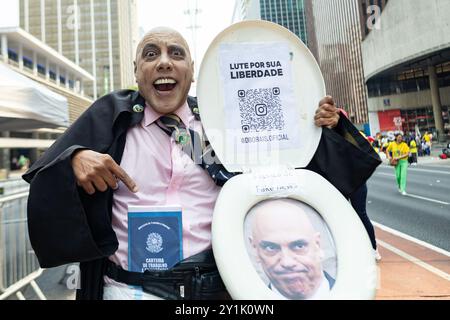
[259,0,308,45]
[20,0,139,99]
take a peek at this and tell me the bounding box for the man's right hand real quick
[71,150,138,195]
[314,96,340,129]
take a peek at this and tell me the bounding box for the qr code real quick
[238,88,284,133]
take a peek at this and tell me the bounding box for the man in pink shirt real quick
[23,27,381,300]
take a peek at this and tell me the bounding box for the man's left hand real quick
[314,96,340,129]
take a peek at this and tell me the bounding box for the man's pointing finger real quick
[109,162,138,193]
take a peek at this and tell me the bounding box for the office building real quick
[362,0,450,139]
[305,0,369,125]
[20,0,139,99]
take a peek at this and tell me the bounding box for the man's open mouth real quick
[153,78,177,91]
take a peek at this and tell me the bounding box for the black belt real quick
[104,249,231,300]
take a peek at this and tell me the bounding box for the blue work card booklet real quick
[128,205,183,272]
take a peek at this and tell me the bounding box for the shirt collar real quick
[143,101,193,128]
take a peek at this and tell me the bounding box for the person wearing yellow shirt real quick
[423,132,432,156]
[409,139,418,166]
[386,133,410,195]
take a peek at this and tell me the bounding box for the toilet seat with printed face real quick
[197,20,377,300]
[212,171,377,300]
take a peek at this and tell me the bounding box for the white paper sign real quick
[219,42,300,157]
[251,166,300,196]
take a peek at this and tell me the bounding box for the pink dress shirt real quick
[107,101,221,273]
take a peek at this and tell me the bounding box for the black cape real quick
[23,90,381,299]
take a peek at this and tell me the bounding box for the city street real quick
[366,155,450,299]
[367,160,450,251]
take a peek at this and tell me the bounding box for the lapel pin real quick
[132,104,144,113]
[175,129,190,146]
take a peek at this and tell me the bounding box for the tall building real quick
[361,0,450,140]
[233,0,308,44]
[233,0,369,126]
[259,0,308,45]
[305,0,369,126]
[20,0,139,99]
[303,0,317,59]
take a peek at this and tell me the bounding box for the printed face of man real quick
[134,27,194,114]
[250,200,324,299]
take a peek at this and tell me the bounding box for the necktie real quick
[156,113,236,186]
[157,114,190,145]
[157,114,202,164]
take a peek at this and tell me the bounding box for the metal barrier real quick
[0,178,30,197]
[0,190,46,300]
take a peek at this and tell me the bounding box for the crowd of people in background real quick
[364,130,441,196]
[370,130,435,165]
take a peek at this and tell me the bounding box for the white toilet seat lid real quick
[197,20,326,172]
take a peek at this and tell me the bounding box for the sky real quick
[137,0,236,86]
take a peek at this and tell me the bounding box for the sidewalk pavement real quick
[413,155,450,166]
[374,224,450,300]
[419,143,450,165]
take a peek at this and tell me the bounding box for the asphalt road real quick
[367,161,450,251]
